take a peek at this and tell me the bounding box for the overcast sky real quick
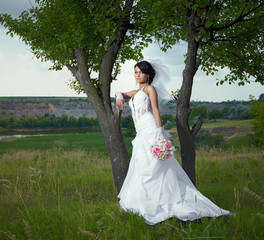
[0,0,263,102]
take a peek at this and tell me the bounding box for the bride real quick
[115,60,230,225]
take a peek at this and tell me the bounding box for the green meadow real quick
[0,120,264,239]
[0,133,116,155]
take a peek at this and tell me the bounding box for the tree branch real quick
[200,44,239,70]
[191,117,203,137]
[194,57,201,74]
[74,48,105,115]
[66,64,81,80]
[209,2,264,32]
[99,0,134,114]
[202,20,261,44]
[239,14,264,23]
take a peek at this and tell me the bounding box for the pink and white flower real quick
[151,140,175,161]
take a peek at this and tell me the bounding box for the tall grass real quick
[1,147,264,239]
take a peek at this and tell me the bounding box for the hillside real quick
[0,97,176,117]
[0,97,251,118]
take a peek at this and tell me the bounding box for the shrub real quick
[122,122,136,138]
[204,134,225,147]
[250,95,264,147]
[194,129,210,148]
[164,120,173,130]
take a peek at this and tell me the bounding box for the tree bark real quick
[176,10,202,186]
[66,0,134,193]
[70,48,130,193]
[100,110,130,192]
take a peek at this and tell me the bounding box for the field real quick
[169,119,254,149]
[0,120,264,239]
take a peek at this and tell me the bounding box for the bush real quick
[227,105,251,120]
[122,122,136,138]
[194,129,210,148]
[190,106,207,120]
[164,120,173,130]
[208,109,223,121]
[121,115,133,128]
[250,95,264,147]
[204,134,225,147]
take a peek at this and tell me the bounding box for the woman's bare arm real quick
[122,90,137,99]
[116,90,136,109]
[145,86,162,128]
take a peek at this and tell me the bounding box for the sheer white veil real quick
[135,59,172,105]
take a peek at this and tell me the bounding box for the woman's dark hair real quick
[134,61,156,85]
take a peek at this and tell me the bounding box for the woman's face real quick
[134,66,149,84]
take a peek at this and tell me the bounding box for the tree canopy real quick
[1,0,263,93]
[0,0,147,93]
[136,0,264,85]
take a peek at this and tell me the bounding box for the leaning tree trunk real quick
[99,111,130,192]
[70,48,130,193]
[67,0,134,193]
[176,11,203,186]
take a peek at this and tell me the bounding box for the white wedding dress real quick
[118,86,230,225]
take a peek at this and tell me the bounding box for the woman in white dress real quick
[115,60,230,225]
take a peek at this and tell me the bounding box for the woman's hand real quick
[115,90,137,110]
[115,92,124,110]
[157,127,165,140]
[116,99,124,110]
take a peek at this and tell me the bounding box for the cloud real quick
[194,76,205,82]
[142,41,187,68]
[0,44,76,96]
[111,60,137,96]
[0,8,263,100]
[0,52,4,61]
[0,0,38,19]
[18,51,35,65]
[171,76,182,82]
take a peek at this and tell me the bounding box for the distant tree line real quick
[190,100,251,108]
[0,105,253,130]
[0,112,178,139]
[0,97,89,105]
[189,105,252,124]
[0,113,99,129]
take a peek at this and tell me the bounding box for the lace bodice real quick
[129,87,152,123]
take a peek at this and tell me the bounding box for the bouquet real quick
[151,140,175,161]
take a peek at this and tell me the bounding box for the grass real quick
[0,133,133,156]
[0,144,264,239]
[169,119,255,149]
[223,134,254,148]
[202,119,253,129]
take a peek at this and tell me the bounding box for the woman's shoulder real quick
[145,85,157,94]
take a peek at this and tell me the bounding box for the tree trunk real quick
[176,11,203,186]
[67,0,134,193]
[70,49,130,193]
[99,110,130,193]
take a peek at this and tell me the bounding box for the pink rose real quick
[166,141,172,149]
[155,147,160,152]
